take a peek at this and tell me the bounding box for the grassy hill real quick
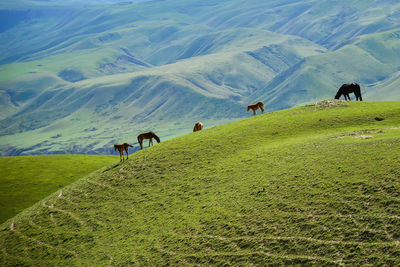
[0,155,118,224]
[1,101,400,265]
[1,0,400,155]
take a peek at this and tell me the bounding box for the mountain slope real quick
[1,101,400,265]
[1,0,400,155]
[248,28,400,110]
[0,39,324,155]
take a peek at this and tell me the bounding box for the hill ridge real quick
[1,101,400,265]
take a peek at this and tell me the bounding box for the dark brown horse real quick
[137,132,160,150]
[193,122,203,132]
[247,101,264,115]
[335,83,362,101]
[114,143,133,161]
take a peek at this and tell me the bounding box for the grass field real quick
[0,155,118,224]
[1,101,400,265]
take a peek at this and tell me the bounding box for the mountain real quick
[1,0,400,155]
[249,29,400,110]
[1,101,400,265]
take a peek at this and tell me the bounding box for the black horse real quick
[335,83,362,101]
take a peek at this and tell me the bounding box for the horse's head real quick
[247,106,250,112]
[154,134,161,143]
[114,144,118,151]
[334,88,342,99]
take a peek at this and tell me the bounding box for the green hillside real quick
[0,40,322,155]
[1,0,400,155]
[1,101,400,265]
[0,155,118,224]
[248,29,400,109]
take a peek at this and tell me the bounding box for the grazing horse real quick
[247,101,264,115]
[193,122,203,132]
[137,132,160,150]
[114,143,133,161]
[335,83,362,101]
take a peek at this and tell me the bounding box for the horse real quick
[247,101,264,115]
[114,143,133,161]
[193,122,203,132]
[137,132,160,150]
[335,83,362,101]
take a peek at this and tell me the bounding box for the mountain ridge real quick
[1,0,400,155]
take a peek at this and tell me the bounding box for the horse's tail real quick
[354,83,362,101]
[153,133,161,143]
[114,144,117,151]
[137,135,141,144]
[128,144,133,147]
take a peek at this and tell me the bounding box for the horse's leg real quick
[125,148,129,159]
[356,91,362,101]
[261,106,264,114]
[253,108,256,116]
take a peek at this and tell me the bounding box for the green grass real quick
[1,101,400,265]
[0,155,118,224]
[2,1,400,156]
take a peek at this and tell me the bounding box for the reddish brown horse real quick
[114,143,133,161]
[247,101,264,115]
[137,132,160,150]
[193,122,203,132]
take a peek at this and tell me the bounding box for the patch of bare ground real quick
[334,129,385,139]
[311,99,349,110]
[354,135,373,139]
[293,100,348,114]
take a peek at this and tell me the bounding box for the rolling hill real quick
[1,0,400,155]
[1,101,400,265]
[0,155,118,224]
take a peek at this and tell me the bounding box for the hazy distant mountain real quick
[1,0,400,155]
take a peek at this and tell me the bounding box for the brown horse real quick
[193,122,203,132]
[114,143,133,161]
[137,132,160,150]
[247,101,264,115]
